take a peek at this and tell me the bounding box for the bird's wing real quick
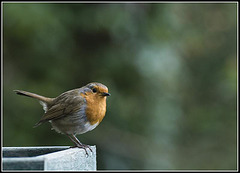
[34,89,85,127]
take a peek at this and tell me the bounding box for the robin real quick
[14,82,110,155]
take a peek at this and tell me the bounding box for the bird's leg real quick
[67,134,93,154]
[72,135,93,153]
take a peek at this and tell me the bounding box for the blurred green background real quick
[3,2,237,170]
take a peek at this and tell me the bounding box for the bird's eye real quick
[92,88,97,93]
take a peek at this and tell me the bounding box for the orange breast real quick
[82,92,107,125]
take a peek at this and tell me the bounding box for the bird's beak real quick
[102,92,111,96]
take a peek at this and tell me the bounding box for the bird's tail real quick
[13,90,53,112]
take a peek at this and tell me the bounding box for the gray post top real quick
[3,146,97,171]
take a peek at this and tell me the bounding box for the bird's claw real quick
[69,144,93,156]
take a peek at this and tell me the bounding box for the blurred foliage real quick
[3,3,237,170]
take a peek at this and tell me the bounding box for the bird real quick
[13,82,110,155]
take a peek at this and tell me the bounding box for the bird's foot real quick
[69,144,93,156]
